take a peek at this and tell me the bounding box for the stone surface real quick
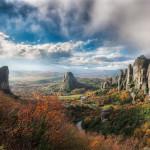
[117,55,150,99]
[133,55,148,93]
[113,76,118,85]
[0,66,11,93]
[101,107,114,123]
[102,81,109,89]
[61,72,80,92]
[106,77,112,85]
[101,77,112,90]
[126,64,133,90]
[131,92,136,104]
[147,64,150,100]
[118,70,124,91]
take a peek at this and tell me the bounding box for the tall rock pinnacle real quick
[60,72,79,92]
[0,66,11,93]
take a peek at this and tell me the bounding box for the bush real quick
[119,90,132,104]
[111,93,120,102]
[71,88,85,95]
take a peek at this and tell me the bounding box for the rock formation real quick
[101,107,114,123]
[118,70,124,91]
[101,77,112,90]
[0,66,11,93]
[118,55,150,100]
[113,76,118,85]
[60,72,81,92]
[133,55,148,93]
[106,77,112,85]
[147,64,150,99]
[126,64,133,90]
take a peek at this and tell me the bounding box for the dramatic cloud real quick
[4,0,150,55]
[1,0,150,72]
[0,32,134,71]
[69,46,134,70]
[0,32,89,59]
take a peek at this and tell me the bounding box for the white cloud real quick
[95,60,134,70]
[0,32,88,59]
[69,45,133,67]
[87,0,150,55]
[0,32,9,39]
[0,32,134,71]
[1,32,137,72]
[7,0,150,56]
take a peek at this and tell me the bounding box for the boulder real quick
[131,92,136,104]
[101,107,114,123]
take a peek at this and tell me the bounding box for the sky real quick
[0,0,150,73]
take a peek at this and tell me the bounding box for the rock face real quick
[126,64,133,90]
[133,55,148,93]
[147,64,150,98]
[101,77,112,90]
[113,76,118,85]
[61,72,80,92]
[118,70,124,91]
[106,77,112,85]
[118,55,150,99]
[0,66,11,93]
[101,107,114,123]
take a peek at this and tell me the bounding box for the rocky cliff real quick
[118,55,150,99]
[0,66,11,93]
[101,77,113,90]
[60,72,81,92]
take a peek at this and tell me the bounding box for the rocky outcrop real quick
[101,81,109,89]
[133,55,148,93]
[126,64,133,90]
[101,77,112,90]
[106,77,112,85]
[113,76,118,85]
[118,70,124,91]
[101,107,114,123]
[118,55,150,100]
[147,64,150,99]
[60,72,81,92]
[0,66,11,93]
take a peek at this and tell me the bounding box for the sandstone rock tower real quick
[61,72,79,92]
[0,66,11,93]
[118,55,150,99]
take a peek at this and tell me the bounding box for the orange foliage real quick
[0,91,140,150]
[134,123,150,148]
[88,134,139,150]
[119,90,131,103]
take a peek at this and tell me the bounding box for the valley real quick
[1,55,150,150]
